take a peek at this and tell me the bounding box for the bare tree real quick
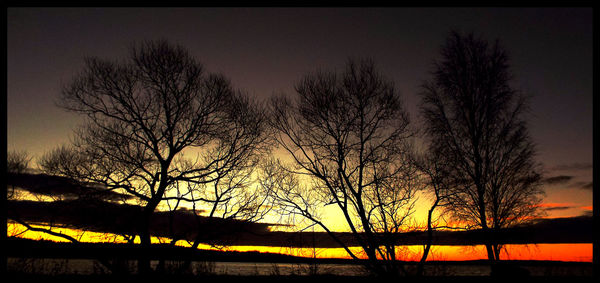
[172,156,274,272]
[410,147,459,276]
[39,40,271,274]
[7,150,33,201]
[6,151,131,274]
[419,31,544,263]
[267,59,419,277]
[7,150,32,174]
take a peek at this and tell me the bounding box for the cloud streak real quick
[7,199,274,244]
[7,172,132,201]
[580,182,593,190]
[543,175,573,184]
[548,162,593,172]
[8,200,593,248]
[566,181,593,190]
[535,202,578,212]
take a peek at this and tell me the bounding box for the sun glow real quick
[8,222,592,263]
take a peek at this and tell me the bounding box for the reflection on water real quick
[201,262,371,276]
[7,258,592,277]
[4,258,490,276]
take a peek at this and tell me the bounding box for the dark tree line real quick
[7,31,544,277]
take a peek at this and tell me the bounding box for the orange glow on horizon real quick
[8,223,592,263]
[241,244,592,262]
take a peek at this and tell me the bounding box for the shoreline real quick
[5,237,594,264]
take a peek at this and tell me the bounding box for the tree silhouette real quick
[7,151,132,274]
[419,31,544,263]
[39,40,271,274]
[7,150,33,202]
[410,148,455,276]
[7,150,32,175]
[267,59,419,277]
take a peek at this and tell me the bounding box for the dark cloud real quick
[7,199,274,244]
[6,172,277,246]
[7,172,132,201]
[225,216,594,247]
[549,162,593,171]
[542,176,593,191]
[543,175,573,184]
[567,181,593,190]
[543,206,574,211]
[537,202,578,211]
[8,200,592,247]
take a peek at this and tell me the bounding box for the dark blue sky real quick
[7,7,593,217]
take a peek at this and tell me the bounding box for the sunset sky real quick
[7,7,593,231]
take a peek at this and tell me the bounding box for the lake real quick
[7,258,592,277]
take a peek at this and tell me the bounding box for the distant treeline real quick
[4,237,350,264]
[199,216,593,248]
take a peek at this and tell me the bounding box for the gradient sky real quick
[6,7,593,221]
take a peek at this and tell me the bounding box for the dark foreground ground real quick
[4,238,595,281]
[5,273,596,283]
[6,259,594,282]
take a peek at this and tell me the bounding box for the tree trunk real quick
[417,198,439,277]
[137,188,165,274]
[493,244,501,261]
[137,212,153,275]
[475,179,495,263]
[137,169,170,274]
[481,223,496,262]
